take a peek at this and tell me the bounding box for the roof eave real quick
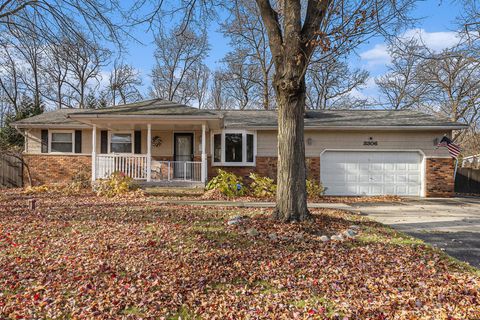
[68,114,223,120]
[13,123,91,129]
[226,125,468,130]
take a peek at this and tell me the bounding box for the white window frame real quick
[108,130,135,154]
[210,129,256,166]
[48,130,75,154]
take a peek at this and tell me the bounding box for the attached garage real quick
[320,151,424,196]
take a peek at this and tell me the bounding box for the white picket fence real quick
[95,155,202,182]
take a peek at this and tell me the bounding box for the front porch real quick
[87,120,217,186]
[93,153,205,185]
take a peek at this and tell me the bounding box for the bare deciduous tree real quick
[9,16,46,108]
[0,0,124,45]
[208,71,232,110]
[43,37,71,109]
[190,62,210,109]
[64,34,111,108]
[222,0,274,109]
[220,50,262,110]
[418,48,480,130]
[306,58,368,109]
[0,41,21,113]
[150,25,209,104]
[376,40,429,110]
[108,60,142,106]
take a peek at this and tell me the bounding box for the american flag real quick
[437,136,461,159]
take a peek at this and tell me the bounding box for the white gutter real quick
[13,123,91,129]
[68,114,223,120]
[225,125,468,131]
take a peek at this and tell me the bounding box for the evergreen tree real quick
[85,92,98,109]
[0,96,44,148]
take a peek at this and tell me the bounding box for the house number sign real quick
[363,137,378,146]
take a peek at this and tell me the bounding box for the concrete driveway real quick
[351,197,480,268]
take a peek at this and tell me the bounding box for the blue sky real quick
[116,0,464,103]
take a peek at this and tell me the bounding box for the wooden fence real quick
[0,154,23,188]
[455,167,480,194]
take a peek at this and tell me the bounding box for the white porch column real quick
[91,124,97,181]
[201,124,207,183]
[147,124,152,182]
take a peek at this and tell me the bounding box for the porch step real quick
[142,185,205,197]
[138,180,205,188]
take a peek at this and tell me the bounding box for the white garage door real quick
[320,151,423,196]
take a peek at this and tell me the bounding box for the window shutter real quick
[74,130,82,153]
[100,130,108,153]
[41,130,48,153]
[134,130,142,154]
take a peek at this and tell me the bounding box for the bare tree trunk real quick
[273,77,310,221]
[263,73,270,110]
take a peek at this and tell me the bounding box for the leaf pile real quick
[0,189,478,319]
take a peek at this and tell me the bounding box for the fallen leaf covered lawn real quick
[0,190,479,319]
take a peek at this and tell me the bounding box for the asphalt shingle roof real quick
[13,108,86,127]
[220,109,466,128]
[69,99,219,117]
[13,99,466,129]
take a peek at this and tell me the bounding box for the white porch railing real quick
[94,155,203,182]
[151,160,202,182]
[95,154,148,180]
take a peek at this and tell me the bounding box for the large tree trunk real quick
[273,77,310,221]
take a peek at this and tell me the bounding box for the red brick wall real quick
[23,154,92,186]
[425,158,455,197]
[208,156,319,182]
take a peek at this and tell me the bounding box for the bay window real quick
[212,130,256,166]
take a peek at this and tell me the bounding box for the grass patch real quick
[291,294,342,317]
[167,306,199,320]
[122,306,145,316]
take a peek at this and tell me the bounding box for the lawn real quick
[0,189,479,319]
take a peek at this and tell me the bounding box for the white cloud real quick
[360,28,461,68]
[360,44,391,67]
[402,28,460,51]
[350,77,377,101]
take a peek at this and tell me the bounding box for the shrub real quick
[94,171,139,198]
[306,179,326,198]
[206,169,245,198]
[63,169,91,195]
[24,185,50,194]
[249,173,276,198]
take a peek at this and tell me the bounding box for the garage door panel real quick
[384,185,396,194]
[408,163,419,170]
[359,163,369,170]
[370,185,383,194]
[384,175,395,183]
[321,151,422,196]
[346,174,358,182]
[384,163,395,170]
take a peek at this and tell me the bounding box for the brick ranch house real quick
[13,99,467,197]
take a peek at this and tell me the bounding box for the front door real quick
[174,133,194,179]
